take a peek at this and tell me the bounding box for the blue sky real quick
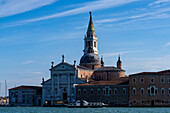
[0,0,170,96]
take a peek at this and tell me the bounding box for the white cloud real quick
[0,0,58,18]
[149,0,170,6]
[31,72,43,75]
[103,51,136,57]
[126,55,170,74]
[96,7,170,24]
[22,60,34,64]
[1,0,139,27]
[165,42,170,46]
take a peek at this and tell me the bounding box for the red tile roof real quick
[94,66,125,72]
[9,85,42,90]
[130,72,170,76]
[76,77,129,86]
[157,69,170,74]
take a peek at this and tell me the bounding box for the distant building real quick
[129,71,170,107]
[9,85,42,107]
[41,12,126,106]
[76,78,129,106]
[41,61,93,106]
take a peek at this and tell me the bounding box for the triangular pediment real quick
[50,62,74,71]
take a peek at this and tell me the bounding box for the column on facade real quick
[42,87,46,106]
[74,70,77,101]
[68,74,70,103]
[57,74,60,99]
[51,72,54,105]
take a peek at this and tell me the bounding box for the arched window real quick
[141,88,144,95]
[151,87,154,94]
[97,88,101,95]
[161,88,165,95]
[168,88,170,95]
[90,88,94,95]
[133,88,136,95]
[123,88,126,95]
[83,89,86,95]
[78,89,81,95]
[114,88,118,95]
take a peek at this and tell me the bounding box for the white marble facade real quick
[41,59,86,106]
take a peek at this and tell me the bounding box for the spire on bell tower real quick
[83,11,98,55]
[87,11,95,34]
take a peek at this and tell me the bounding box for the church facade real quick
[41,12,126,106]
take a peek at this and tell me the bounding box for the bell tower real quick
[83,11,98,55]
[80,12,101,69]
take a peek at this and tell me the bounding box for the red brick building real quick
[9,85,42,107]
[129,72,170,107]
[76,78,129,106]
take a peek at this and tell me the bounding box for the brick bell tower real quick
[80,12,101,69]
[83,11,98,55]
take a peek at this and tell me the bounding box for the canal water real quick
[0,107,170,113]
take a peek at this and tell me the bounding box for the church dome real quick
[80,53,101,65]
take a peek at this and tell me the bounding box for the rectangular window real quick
[78,89,81,95]
[147,88,150,95]
[133,88,136,95]
[150,78,154,83]
[155,88,158,95]
[123,88,126,95]
[132,78,136,83]
[114,100,118,104]
[168,78,170,83]
[161,88,165,95]
[141,88,144,95]
[97,89,101,95]
[114,88,118,95]
[94,41,96,48]
[168,88,170,95]
[90,89,94,95]
[123,100,126,104]
[140,78,144,83]
[161,78,165,83]
[162,100,165,104]
[109,89,112,95]
[83,89,86,95]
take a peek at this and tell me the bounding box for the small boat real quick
[68,100,107,108]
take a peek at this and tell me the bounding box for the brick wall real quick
[129,75,170,106]
[76,85,129,106]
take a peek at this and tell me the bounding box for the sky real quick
[0,0,170,96]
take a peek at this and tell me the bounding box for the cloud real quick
[96,7,170,24]
[1,0,139,27]
[31,72,43,75]
[22,60,34,64]
[149,0,170,6]
[102,51,136,57]
[126,55,170,74]
[165,42,170,46]
[0,0,58,18]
